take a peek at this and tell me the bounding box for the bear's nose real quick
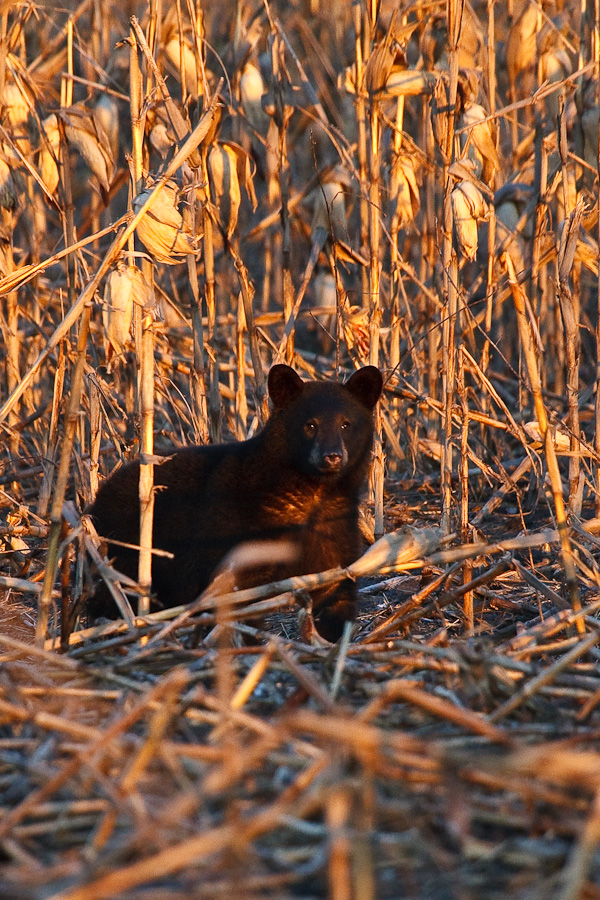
[323,451,343,470]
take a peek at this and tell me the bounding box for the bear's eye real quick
[340,419,351,431]
[305,420,317,436]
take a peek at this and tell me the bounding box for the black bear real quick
[86,364,383,641]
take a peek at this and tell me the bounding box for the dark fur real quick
[86,365,383,641]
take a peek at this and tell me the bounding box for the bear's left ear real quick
[345,366,383,410]
[268,365,305,409]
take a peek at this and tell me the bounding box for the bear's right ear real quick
[345,366,383,410]
[268,365,305,409]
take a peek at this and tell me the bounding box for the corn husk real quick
[313,270,337,308]
[379,69,437,99]
[147,104,179,160]
[452,180,487,261]
[523,420,572,453]
[38,113,61,196]
[208,143,242,240]
[458,102,500,186]
[132,179,198,264]
[103,266,133,355]
[59,104,115,193]
[543,57,572,122]
[209,140,256,237]
[240,62,269,134]
[340,302,370,359]
[364,29,406,95]
[431,73,452,160]
[506,2,539,84]
[540,46,572,85]
[390,151,420,228]
[3,79,32,155]
[149,121,173,160]
[495,182,534,239]
[539,33,572,121]
[420,15,448,70]
[0,152,17,212]
[164,34,199,98]
[581,80,599,171]
[310,180,347,242]
[94,93,120,162]
[420,10,484,71]
[103,263,155,355]
[232,1,263,65]
[337,60,433,97]
[348,525,444,579]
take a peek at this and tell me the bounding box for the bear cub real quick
[87,364,383,641]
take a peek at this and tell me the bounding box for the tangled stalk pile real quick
[1,0,600,896]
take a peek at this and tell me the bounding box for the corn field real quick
[1,0,600,897]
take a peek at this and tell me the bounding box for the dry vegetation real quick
[1,0,600,896]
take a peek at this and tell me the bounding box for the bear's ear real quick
[345,366,383,410]
[268,365,305,409]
